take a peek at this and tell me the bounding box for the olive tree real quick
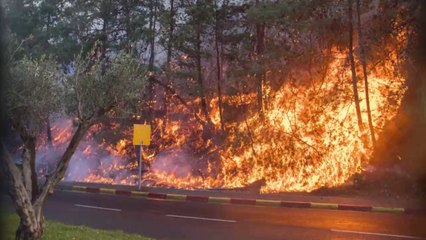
[1,50,147,240]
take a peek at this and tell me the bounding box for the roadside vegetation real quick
[2,213,152,240]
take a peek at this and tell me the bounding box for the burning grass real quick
[34,46,407,194]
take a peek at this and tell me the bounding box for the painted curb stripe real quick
[231,198,256,205]
[147,192,167,199]
[166,194,187,201]
[65,186,415,214]
[100,188,115,194]
[372,206,405,213]
[310,202,338,209]
[86,187,100,193]
[208,197,231,204]
[72,186,87,192]
[116,190,132,196]
[338,204,372,212]
[186,195,209,202]
[255,199,281,207]
[131,191,149,197]
[281,201,311,208]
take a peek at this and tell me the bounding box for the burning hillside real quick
[36,47,406,193]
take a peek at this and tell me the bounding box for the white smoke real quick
[36,117,133,183]
[151,149,196,178]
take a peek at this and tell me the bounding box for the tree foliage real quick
[6,56,62,130]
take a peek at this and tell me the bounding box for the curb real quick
[59,185,424,214]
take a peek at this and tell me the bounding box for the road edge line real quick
[60,185,421,214]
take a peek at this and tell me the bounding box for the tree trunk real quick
[16,212,44,240]
[149,0,157,70]
[124,0,132,53]
[21,148,32,199]
[356,0,376,149]
[100,0,111,74]
[46,118,53,149]
[163,0,175,134]
[146,0,158,125]
[12,122,39,201]
[348,0,364,134]
[1,113,99,240]
[255,0,265,118]
[1,143,44,240]
[47,123,89,187]
[195,19,209,121]
[27,138,38,202]
[215,0,224,131]
[167,0,174,66]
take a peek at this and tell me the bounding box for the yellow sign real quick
[133,124,151,145]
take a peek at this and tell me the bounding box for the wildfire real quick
[35,45,407,193]
[217,50,406,192]
[139,47,406,193]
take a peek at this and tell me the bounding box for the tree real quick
[1,48,147,239]
[348,0,364,135]
[145,0,160,125]
[254,0,265,118]
[214,0,226,131]
[173,0,214,123]
[158,0,176,132]
[356,0,376,149]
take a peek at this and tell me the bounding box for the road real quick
[5,190,425,240]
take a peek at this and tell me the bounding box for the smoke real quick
[35,117,200,186]
[150,149,196,178]
[35,117,134,183]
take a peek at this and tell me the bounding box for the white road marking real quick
[74,204,122,212]
[166,214,236,223]
[331,229,426,239]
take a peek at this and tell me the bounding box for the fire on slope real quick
[36,46,407,193]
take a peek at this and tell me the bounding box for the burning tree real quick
[1,47,147,239]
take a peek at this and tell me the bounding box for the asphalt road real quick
[4,190,426,240]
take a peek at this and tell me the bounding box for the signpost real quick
[133,124,151,190]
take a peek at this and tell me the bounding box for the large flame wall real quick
[36,49,406,193]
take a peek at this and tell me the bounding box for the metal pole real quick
[138,142,143,190]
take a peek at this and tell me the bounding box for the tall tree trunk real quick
[100,0,111,74]
[166,0,174,66]
[356,0,376,149]
[255,0,265,118]
[163,0,175,134]
[146,0,158,125]
[149,0,157,70]
[195,18,209,122]
[215,0,224,131]
[348,0,364,134]
[123,0,132,53]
